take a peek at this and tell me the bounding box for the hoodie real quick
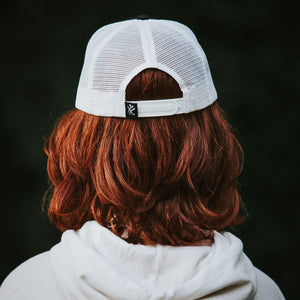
[0,221,285,300]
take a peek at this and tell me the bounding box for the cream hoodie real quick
[0,221,285,300]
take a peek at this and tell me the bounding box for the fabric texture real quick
[0,221,285,300]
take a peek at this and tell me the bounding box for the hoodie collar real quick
[50,221,257,300]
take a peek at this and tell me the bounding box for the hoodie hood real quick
[49,221,257,300]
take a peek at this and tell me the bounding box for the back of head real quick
[44,18,244,246]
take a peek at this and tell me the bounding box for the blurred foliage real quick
[0,0,298,298]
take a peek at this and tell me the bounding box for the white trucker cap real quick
[75,16,217,118]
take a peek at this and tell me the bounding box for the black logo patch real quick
[125,102,138,119]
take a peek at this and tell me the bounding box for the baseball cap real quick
[75,16,217,118]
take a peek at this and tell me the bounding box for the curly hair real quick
[44,68,244,246]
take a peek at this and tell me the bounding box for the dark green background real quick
[0,0,298,299]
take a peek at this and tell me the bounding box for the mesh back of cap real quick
[75,19,217,117]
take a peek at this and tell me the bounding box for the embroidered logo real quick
[125,102,138,119]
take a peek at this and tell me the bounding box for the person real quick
[0,17,285,300]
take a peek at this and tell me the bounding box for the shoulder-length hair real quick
[44,68,244,245]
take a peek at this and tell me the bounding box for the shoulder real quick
[254,267,285,300]
[0,252,64,300]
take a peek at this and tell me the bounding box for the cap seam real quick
[138,20,156,64]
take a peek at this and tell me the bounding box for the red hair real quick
[44,68,244,245]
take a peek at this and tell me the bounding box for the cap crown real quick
[75,19,217,117]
